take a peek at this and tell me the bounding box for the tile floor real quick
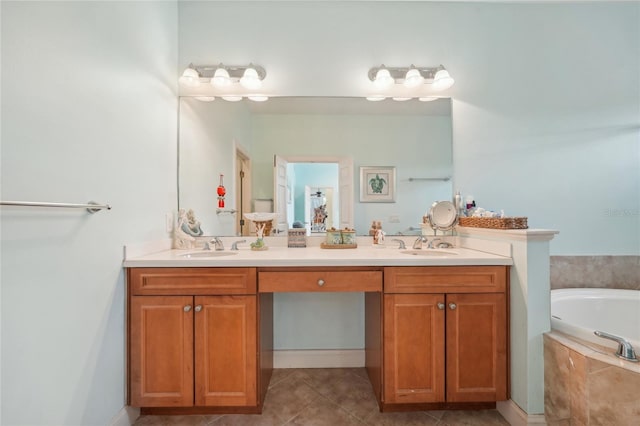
[134,368,511,425]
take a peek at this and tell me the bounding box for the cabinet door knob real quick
[449,303,457,310]
[194,305,202,312]
[184,305,192,312]
[317,279,325,287]
[437,303,445,310]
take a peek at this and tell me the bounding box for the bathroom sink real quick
[180,251,237,258]
[400,250,458,257]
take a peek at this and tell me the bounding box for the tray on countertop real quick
[320,243,358,249]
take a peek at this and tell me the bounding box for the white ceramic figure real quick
[181,208,203,236]
[174,209,196,249]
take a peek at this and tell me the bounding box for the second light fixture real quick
[369,64,455,91]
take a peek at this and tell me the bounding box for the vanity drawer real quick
[258,269,383,293]
[384,266,507,294]
[129,267,257,295]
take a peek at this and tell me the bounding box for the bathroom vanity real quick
[124,242,511,415]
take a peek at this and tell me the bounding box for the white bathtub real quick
[550,288,640,353]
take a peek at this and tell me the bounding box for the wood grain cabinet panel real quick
[130,296,194,407]
[195,295,257,407]
[259,269,382,292]
[381,266,509,407]
[130,267,256,295]
[383,294,445,404]
[127,268,260,412]
[446,293,507,402]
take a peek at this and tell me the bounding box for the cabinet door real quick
[446,293,507,402]
[130,296,194,407]
[195,295,257,407]
[383,294,445,403]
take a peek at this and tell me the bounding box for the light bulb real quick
[211,67,231,87]
[433,68,455,91]
[418,97,438,102]
[392,97,412,102]
[374,68,394,89]
[194,96,216,102]
[179,68,200,88]
[366,95,386,101]
[240,67,262,90]
[248,95,269,102]
[403,68,424,88]
[221,96,243,102]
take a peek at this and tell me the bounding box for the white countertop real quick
[123,236,512,268]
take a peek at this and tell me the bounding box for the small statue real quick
[174,209,196,249]
[180,209,203,237]
[373,228,385,245]
[250,222,267,250]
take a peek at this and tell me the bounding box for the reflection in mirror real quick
[179,97,452,236]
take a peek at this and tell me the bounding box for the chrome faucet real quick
[428,238,442,249]
[594,331,638,362]
[391,239,406,249]
[209,237,224,251]
[413,236,428,249]
[231,239,246,251]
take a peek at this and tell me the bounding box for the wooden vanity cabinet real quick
[381,266,508,408]
[127,268,262,413]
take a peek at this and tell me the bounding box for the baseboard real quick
[273,349,365,368]
[109,405,140,426]
[497,400,547,426]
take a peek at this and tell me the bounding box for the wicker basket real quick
[458,216,528,230]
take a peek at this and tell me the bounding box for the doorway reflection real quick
[287,162,338,235]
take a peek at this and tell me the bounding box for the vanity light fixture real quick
[403,66,424,88]
[368,64,455,92]
[221,95,243,102]
[240,66,262,90]
[179,66,201,88]
[373,66,395,89]
[179,63,267,91]
[211,65,232,87]
[432,66,455,90]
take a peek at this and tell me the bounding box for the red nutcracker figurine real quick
[217,174,226,208]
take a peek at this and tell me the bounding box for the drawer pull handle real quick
[194,305,202,312]
[184,305,192,312]
[317,279,325,287]
[449,303,457,310]
[437,303,445,310]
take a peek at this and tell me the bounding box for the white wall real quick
[250,113,452,235]
[1,2,178,425]
[179,97,252,235]
[179,0,640,255]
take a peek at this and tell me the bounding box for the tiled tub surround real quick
[550,256,640,290]
[544,332,640,426]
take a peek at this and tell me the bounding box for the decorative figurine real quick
[174,209,196,249]
[217,174,226,208]
[250,222,268,250]
[180,209,203,237]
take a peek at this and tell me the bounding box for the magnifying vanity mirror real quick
[178,96,453,236]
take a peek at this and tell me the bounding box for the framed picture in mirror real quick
[360,166,396,203]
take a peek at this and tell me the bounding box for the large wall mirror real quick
[179,96,453,236]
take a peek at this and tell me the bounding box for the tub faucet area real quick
[594,330,638,362]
